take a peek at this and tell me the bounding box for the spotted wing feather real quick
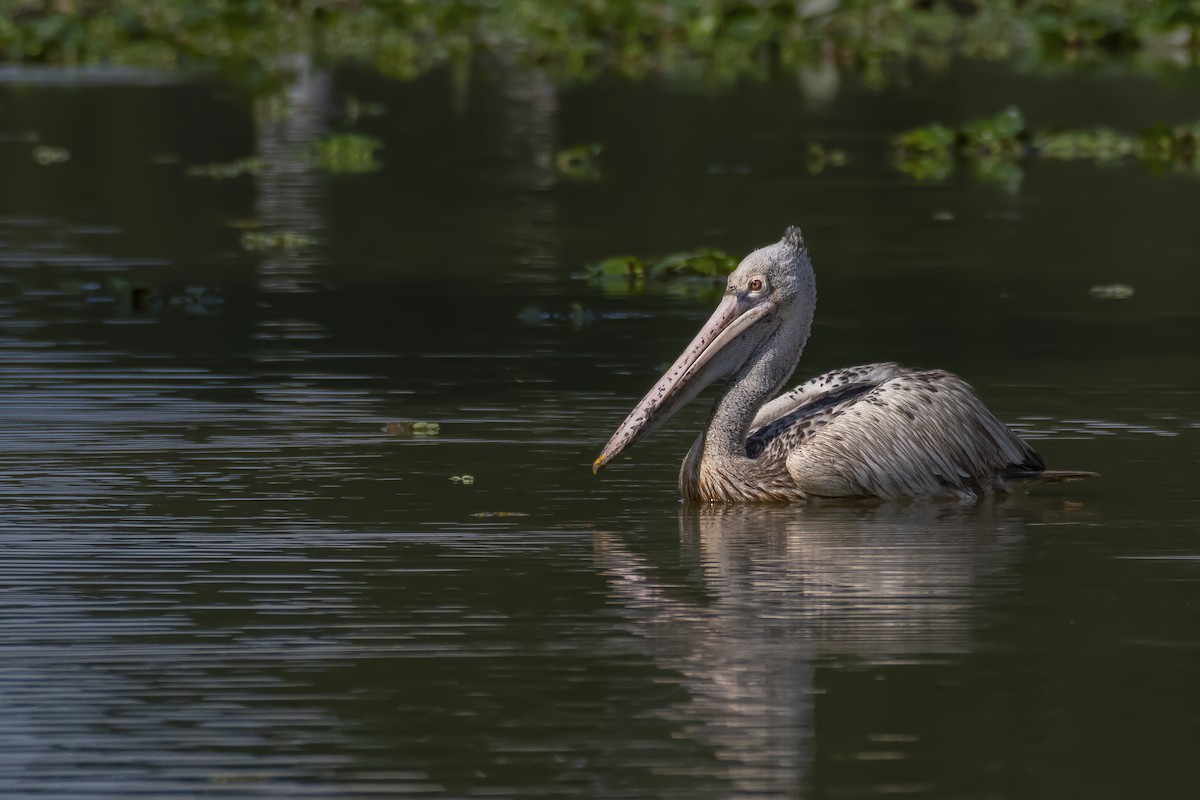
[750,363,906,432]
[746,363,906,464]
[783,370,1043,499]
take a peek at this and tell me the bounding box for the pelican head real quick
[594,226,816,474]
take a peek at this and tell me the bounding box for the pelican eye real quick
[748,278,765,293]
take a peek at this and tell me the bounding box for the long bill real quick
[593,292,772,474]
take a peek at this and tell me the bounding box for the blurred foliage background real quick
[1,0,1197,87]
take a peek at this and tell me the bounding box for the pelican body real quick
[593,227,1093,503]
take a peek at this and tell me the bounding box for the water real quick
[0,59,1196,798]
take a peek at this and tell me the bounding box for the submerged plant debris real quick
[383,421,441,436]
[576,248,738,300]
[169,286,225,315]
[894,107,1200,188]
[344,97,386,122]
[186,156,267,180]
[59,277,225,315]
[517,303,595,328]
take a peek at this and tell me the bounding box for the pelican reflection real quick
[595,499,1080,796]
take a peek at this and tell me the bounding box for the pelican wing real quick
[750,363,906,431]
[780,369,1044,500]
[746,363,907,462]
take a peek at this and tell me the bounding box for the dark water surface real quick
[0,60,1197,798]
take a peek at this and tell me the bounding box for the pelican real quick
[593,227,1095,503]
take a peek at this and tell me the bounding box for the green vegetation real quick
[1089,283,1135,299]
[894,106,1200,188]
[344,97,386,122]
[806,143,849,174]
[1,1,1196,88]
[186,156,265,180]
[893,107,1026,188]
[576,247,738,300]
[892,122,956,181]
[239,230,316,251]
[185,136,381,181]
[1038,119,1200,169]
[555,143,603,180]
[315,133,383,173]
[32,144,70,164]
[383,421,441,436]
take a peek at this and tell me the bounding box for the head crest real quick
[783,226,805,251]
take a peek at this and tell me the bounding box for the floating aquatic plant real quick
[186,156,266,180]
[344,97,386,122]
[555,143,603,180]
[574,256,647,296]
[315,133,382,173]
[383,421,441,436]
[576,248,738,300]
[32,145,69,165]
[806,143,849,174]
[1033,127,1140,162]
[239,230,315,251]
[892,122,957,182]
[894,107,1200,188]
[963,106,1027,156]
[1089,284,1135,300]
[648,248,737,280]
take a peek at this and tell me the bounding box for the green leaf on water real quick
[239,230,315,251]
[33,145,70,165]
[555,143,603,180]
[574,256,647,295]
[186,156,266,179]
[576,248,737,299]
[962,106,1026,156]
[806,143,849,174]
[648,248,737,280]
[383,421,441,436]
[896,107,1200,186]
[315,133,383,173]
[1089,284,1134,300]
